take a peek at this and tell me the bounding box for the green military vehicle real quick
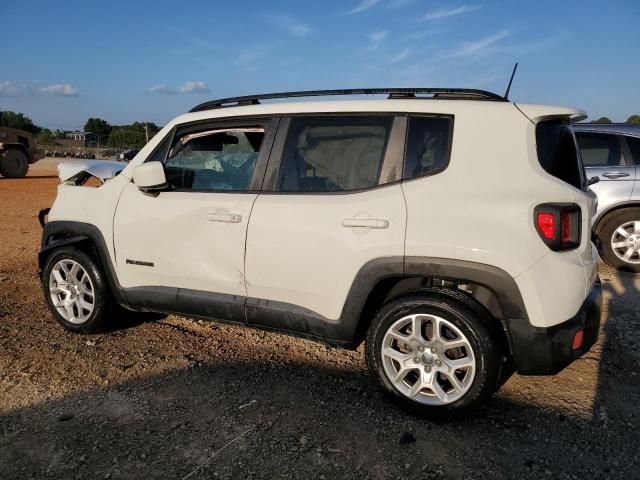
[0,127,44,178]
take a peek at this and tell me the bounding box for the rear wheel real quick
[365,291,501,417]
[0,149,29,178]
[598,208,640,273]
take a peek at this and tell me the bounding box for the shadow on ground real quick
[1,335,639,480]
[1,256,639,479]
[593,268,640,446]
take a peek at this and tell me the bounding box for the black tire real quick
[42,247,114,333]
[0,149,29,178]
[597,208,640,273]
[365,290,502,418]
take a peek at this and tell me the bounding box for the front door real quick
[113,118,277,319]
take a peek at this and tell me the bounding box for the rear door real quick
[244,114,407,336]
[575,131,635,214]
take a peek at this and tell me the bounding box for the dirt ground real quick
[1,159,639,479]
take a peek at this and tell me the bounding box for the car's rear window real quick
[626,136,640,165]
[535,120,583,189]
[403,115,453,179]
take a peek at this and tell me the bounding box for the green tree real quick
[627,115,640,124]
[107,127,146,149]
[590,116,612,124]
[35,129,58,145]
[84,117,112,137]
[106,122,161,149]
[0,110,41,134]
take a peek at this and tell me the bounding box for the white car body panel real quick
[46,98,598,330]
[113,181,256,296]
[245,184,406,320]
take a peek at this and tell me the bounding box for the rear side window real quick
[278,116,392,192]
[404,116,452,179]
[575,132,624,166]
[626,136,640,165]
[535,120,583,189]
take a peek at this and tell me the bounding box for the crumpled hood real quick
[58,160,126,184]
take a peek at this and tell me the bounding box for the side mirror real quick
[132,162,168,193]
[585,176,600,187]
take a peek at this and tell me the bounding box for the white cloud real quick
[385,0,417,7]
[149,81,210,94]
[344,0,383,15]
[179,81,210,94]
[149,85,176,94]
[367,30,388,51]
[448,30,510,57]
[265,14,311,37]
[0,81,21,96]
[389,48,412,63]
[1,81,80,96]
[420,4,481,21]
[38,83,78,96]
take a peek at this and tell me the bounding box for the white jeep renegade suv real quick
[39,88,602,416]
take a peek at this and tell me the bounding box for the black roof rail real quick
[189,87,507,112]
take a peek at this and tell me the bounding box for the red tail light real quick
[536,213,555,239]
[561,211,572,243]
[534,203,581,251]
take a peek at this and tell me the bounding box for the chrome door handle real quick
[341,218,389,229]
[206,212,242,223]
[602,172,630,179]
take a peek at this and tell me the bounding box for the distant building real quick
[65,131,97,142]
[60,131,98,148]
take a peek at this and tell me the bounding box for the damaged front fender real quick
[58,160,126,185]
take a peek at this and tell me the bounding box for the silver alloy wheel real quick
[381,313,476,405]
[49,259,95,324]
[611,220,640,264]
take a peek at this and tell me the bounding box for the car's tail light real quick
[534,203,581,251]
[536,213,555,240]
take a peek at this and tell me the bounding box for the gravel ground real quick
[1,160,639,479]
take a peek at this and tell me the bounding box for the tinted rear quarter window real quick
[278,116,392,192]
[536,120,583,189]
[626,136,640,165]
[404,116,452,179]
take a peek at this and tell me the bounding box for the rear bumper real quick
[506,278,602,375]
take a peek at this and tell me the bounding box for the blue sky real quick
[1,0,638,130]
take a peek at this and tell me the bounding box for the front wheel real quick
[365,291,501,417]
[42,247,114,333]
